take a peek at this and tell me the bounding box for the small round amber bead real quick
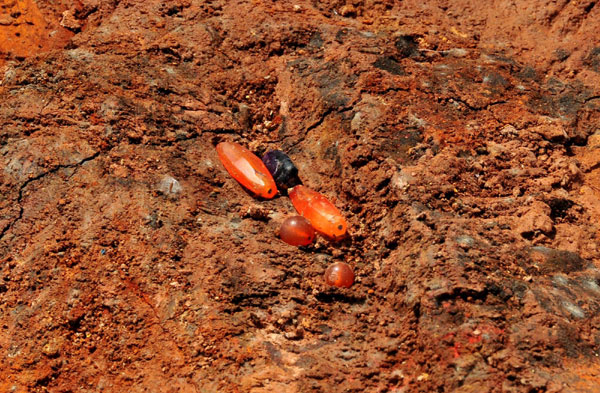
[324,262,354,288]
[280,216,315,246]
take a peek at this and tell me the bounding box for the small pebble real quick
[158,175,182,196]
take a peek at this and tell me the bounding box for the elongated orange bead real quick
[324,262,354,288]
[280,216,315,246]
[216,142,277,199]
[289,185,347,241]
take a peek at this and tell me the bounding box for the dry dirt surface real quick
[2,0,600,392]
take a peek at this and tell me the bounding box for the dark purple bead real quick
[262,150,301,191]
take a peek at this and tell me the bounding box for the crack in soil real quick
[584,95,600,103]
[448,97,508,112]
[0,151,102,242]
[123,277,201,393]
[284,102,357,151]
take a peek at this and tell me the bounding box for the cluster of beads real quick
[216,141,354,288]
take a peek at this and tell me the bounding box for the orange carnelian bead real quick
[280,216,315,246]
[216,142,277,199]
[289,185,347,241]
[324,262,354,288]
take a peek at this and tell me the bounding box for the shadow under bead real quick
[262,150,301,192]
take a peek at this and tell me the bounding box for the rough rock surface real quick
[1,0,600,392]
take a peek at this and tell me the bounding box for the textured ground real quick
[1,0,600,392]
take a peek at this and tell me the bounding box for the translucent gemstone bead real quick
[216,142,277,199]
[262,150,301,192]
[324,262,354,288]
[289,185,347,241]
[280,216,315,246]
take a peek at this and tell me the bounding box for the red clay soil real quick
[0,0,74,65]
[1,0,600,392]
